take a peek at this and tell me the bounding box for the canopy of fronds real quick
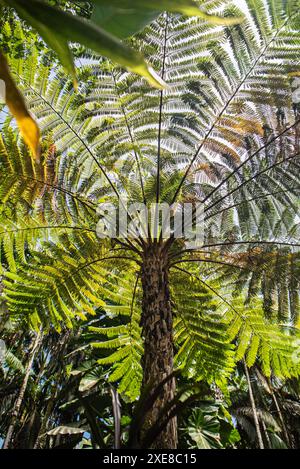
[1,0,300,399]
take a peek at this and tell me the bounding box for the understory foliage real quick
[0,321,299,449]
[1,0,300,448]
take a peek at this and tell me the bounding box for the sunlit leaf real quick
[0,51,40,160]
[6,0,166,89]
[8,4,77,87]
[92,4,159,38]
[91,0,244,26]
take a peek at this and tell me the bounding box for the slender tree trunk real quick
[140,246,177,449]
[33,330,71,449]
[33,393,55,449]
[243,360,264,449]
[2,331,42,449]
[110,386,121,449]
[268,379,291,447]
[261,420,271,448]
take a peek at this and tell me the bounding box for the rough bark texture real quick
[140,246,177,449]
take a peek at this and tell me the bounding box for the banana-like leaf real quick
[46,426,85,436]
[0,51,40,160]
[5,0,166,89]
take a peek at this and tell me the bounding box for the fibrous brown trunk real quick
[140,246,177,449]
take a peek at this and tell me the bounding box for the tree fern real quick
[1,0,300,448]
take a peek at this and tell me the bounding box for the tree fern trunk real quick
[140,246,177,449]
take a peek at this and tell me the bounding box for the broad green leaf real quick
[5,0,165,89]
[92,4,159,39]
[0,51,40,160]
[90,0,244,26]
[10,7,77,87]
[187,409,222,449]
[268,432,288,449]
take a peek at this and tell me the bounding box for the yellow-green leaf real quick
[91,0,244,26]
[0,51,40,160]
